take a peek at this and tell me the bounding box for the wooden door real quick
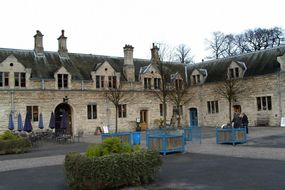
[140,110,148,131]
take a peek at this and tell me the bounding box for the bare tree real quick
[175,44,194,64]
[206,27,285,59]
[167,81,191,128]
[215,77,245,124]
[105,85,127,133]
[205,31,227,59]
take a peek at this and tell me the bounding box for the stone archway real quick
[55,103,73,135]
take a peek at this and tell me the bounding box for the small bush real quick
[86,137,133,158]
[0,130,20,140]
[65,150,162,190]
[86,144,102,157]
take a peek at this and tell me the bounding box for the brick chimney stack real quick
[123,44,135,82]
[57,30,68,57]
[34,30,44,56]
[151,43,160,64]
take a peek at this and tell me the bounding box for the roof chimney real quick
[34,30,44,56]
[123,44,134,65]
[151,43,160,64]
[123,44,135,82]
[57,30,68,57]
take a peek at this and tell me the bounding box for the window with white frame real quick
[58,74,68,89]
[26,106,39,122]
[207,101,219,114]
[87,104,97,119]
[0,72,9,87]
[96,75,105,89]
[14,72,26,87]
[118,104,127,118]
[256,96,272,111]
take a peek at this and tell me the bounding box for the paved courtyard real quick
[1,127,285,190]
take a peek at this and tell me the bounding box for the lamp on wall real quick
[63,96,69,103]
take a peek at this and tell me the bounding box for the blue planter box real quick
[216,127,247,145]
[146,129,185,155]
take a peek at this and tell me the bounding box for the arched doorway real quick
[189,108,198,127]
[55,103,72,135]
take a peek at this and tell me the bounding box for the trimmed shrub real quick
[0,138,31,154]
[65,150,162,190]
[0,130,31,154]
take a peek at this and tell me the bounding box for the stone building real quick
[0,30,285,135]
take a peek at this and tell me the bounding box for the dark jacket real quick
[242,114,249,125]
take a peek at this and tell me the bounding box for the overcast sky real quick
[1,0,285,62]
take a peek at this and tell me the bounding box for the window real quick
[192,75,196,84]
[118,104,127,118]
[0,72,9,87]
[87,104,97,119]
[229,67,240,79]
[175,79,183,90]
[58,74,68,89]
[96,75,105,88]
[235,68,239,78]
[207,101,219,114]
[26,106,39,122]
[160,104,167,116]
[144,78,151,89]
[197,75,200,83]
[108,76,117,88]
[256,96,272,111]
[173,105,183,116]
[192,75,201,85]
[154,78,161,89]
[14,72,26,87]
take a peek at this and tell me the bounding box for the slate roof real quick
[0,48,150,81]
[0,46,284,83]
[188,46,285,83]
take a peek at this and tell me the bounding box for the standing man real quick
[241,113,249,134]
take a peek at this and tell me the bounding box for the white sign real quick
[281,117,285,127]
[102,126,109,133]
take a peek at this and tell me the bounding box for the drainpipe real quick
[184,64,188,84]
[278,71,282,125]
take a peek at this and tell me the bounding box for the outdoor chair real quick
[73,130,84,142]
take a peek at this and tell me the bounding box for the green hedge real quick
[64,150,162,190]
[0,138,31,154]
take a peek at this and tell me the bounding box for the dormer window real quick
[58,74,68,89]
[108,76,117,89]
[144,78,151,89]
[0,72,9,87]
[192,74,201,85]
[96,75,105,89]
[175,79,183,90]
[154,78,161,89]
[14,72,26,87]
[228,67,240,79]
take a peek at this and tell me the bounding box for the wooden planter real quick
[146,129,185,155]
[216,127,247,145]
[101,132,132,145]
